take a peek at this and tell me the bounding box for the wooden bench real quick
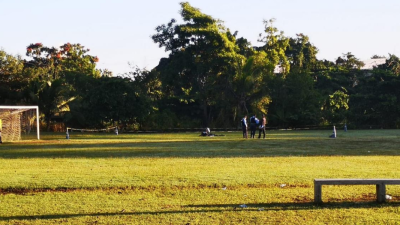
[314,179,400,203]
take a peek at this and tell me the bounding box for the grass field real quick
[1,129,400,224]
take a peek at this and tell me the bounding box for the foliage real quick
[29,78,75,131]
[20,43,105,129]
[231,51,273,117]
[335,52,365,70]
[258,18,290,75]
[285,33,319,72]
[24,42,100,80]
[0,50,26,104]
[320,87,350,124]
[268,72,322,127]
[377,54,400,75]
[152,2,244,126]
[64,72,152,129]
[349,70,400,128]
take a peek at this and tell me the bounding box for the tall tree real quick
[152,2,243,126]
[258,19,290,76]
[285,33,319,72]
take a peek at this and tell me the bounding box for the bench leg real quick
[314,183,322,203]
[376,183,386,203]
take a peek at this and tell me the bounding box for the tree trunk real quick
[46,114,51,132]
[202,100,208,127]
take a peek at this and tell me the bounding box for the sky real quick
[1,0,399,75]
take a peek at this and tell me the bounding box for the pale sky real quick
[1,0,399,75]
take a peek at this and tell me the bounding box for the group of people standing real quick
[241,114,266,139]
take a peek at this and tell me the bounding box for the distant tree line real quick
[2,2,400,131]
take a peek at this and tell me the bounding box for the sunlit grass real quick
[1,130,400,224]
[0,157,400,190]
[1,188,400,224]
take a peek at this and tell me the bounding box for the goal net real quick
[0,106,40,142]
[66,126,118,139]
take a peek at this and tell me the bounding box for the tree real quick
[152,2,243,126]
[225,19,291,124]
[23,43,103,129]
[377,54,400,75]
[321,88,349,124]
[64,72,152,129]
[28,78,75,131]
[285,33,319,72]
[230,51,273,117]
[0,50,26,104]
[258,18,290,76]
[24,42,101,80]
[268,72,322,127]
[236,37,254,58]
[335,52,365,70]
[349,70,400,128]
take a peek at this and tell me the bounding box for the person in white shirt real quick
[241,115,248,139]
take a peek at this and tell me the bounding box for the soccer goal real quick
[0,106,40,142]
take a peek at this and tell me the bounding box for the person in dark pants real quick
[241,115,248,139]
[258,114,266,139]
[249,114,257,138]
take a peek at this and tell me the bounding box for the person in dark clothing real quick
[241,115,248,139]
[258,114,266,139]
[249,114,257,138]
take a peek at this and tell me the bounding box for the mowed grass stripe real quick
[0,156,399,190]
[1,130,400,158]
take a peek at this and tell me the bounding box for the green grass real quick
[1,130,400,224]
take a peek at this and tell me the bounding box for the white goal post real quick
[0,106,40,141]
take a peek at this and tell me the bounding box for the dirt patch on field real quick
[0,187,90,195]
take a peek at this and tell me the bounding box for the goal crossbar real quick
[0,106,40,140]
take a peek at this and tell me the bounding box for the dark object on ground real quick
[199,132,225,137]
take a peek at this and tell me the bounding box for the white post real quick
[36,106,40,140]
[333,126,336,138]
[329,126,337,138]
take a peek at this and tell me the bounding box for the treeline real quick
[2,2,400,131]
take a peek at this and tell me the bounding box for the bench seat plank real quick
[315,179,400,185]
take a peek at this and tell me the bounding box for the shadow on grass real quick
[1,137,400,158]
[185,201,398,209]
[2,130,400,159]
[1,202,398,221]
